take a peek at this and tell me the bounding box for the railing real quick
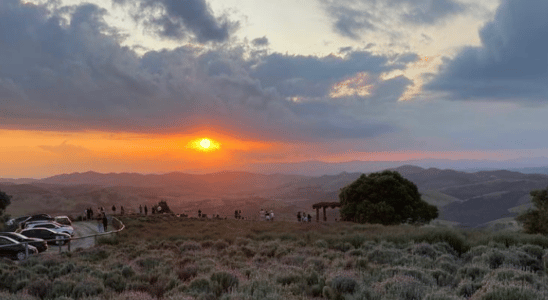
[0,217,125,260]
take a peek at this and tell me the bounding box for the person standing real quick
[307,214,312,223]
[297,212,301,222]
[144,205,148,215]
[102,213,108,232]
[112,205,116,214]
[97,215,103,232]
[270,210,274,221]
[121,206,125,215]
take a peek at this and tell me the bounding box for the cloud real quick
[321,0,468,39]
[0,0,417,142]
[115,0,237,42]
[424,0,548,103]
[251,36,269,47]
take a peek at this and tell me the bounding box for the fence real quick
[0,217,125,260]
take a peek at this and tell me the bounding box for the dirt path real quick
[44,221,99,253]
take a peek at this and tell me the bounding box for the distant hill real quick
[3,166,548,227]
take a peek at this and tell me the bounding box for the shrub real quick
[177,265,198,282]
[456,280,482,298]
[331,276,357,294]
[367,248,401,264]
[121,266,135,278]
[314,239,328,248]
[210,272,239,294]
[180,241,202,252]
[48,278,76,299]
[188,278,212,294]
[425,292,462,300]
[72,277,104,299]
[26,278,52,299]
[430,269,454,287]
[479,284,544,300]
[213,240,229,251]
[375,275,427,300]
[458,264,490,281]
[104,272,126,292]
[276,274,302,286]
[413,243,439,259]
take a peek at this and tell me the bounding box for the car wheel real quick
[56,235,65,245]
[16,251,27,261]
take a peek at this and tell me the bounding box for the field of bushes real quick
[2,215,548,299]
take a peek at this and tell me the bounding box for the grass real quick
[2,215,548,299]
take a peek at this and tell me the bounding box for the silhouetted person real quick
[297,212,301,222]
[144,205,148,215]
[112,205,116,214]
[139,205,142,214]
[102,213,108,232]
[121,206,125,215]
[198,210,202,218]
[235,210,239,219]
[307,214,311,223]
[90,208,94,219]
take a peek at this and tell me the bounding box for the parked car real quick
[0,232,48,253]
[0,236,38,260]
[20,214,54,228]
[54,216,72,226]
[6,215,30,226]
[25,222,74,236]
[20,228,70,245]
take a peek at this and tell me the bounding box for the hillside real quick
[3,166,548,227]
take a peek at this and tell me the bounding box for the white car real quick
[25,222,74,236]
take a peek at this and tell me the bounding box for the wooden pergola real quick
[312,202,341,222]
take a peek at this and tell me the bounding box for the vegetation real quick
[1,216,548,299]
[0,189,12,229]
[517,187,548,234]
[339,170,438,225]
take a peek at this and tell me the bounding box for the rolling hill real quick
[2,166,548,227]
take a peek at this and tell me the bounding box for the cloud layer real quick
[0,0,416,142]
[321,0,468,39]
[425,0,548,103]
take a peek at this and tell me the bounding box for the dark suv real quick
[0,236,38,260]
[0,232,48,253]
[20,228,70,245]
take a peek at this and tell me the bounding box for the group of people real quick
[297,212,312,223]
[139,205,148,215]
[259,209,274,221]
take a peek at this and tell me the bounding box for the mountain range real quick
[2,165,548,227]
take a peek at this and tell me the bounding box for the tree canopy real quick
[516,187,548,234]
[0,189,11,218]
[339,170,438,225]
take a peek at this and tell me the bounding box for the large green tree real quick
[0,189,11,218]
[339,170,438,225]
[516,187,548,234]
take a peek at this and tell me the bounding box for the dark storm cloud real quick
[118,0,236,42]
[250,51,416,98]
[425,0,548,103]
[251,36,269,47]
[0,0,414,141]
[321,0,468,39]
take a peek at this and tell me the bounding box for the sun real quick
[200,139,211,149]
[187,137,220,152]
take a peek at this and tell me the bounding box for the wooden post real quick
[323,207,327,222]
[25,242,28,259]
[68,239,71,252]
[316,208,319,222]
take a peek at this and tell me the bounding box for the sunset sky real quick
[1,0,548,178]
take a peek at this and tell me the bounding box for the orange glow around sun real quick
[187,137,220,152]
